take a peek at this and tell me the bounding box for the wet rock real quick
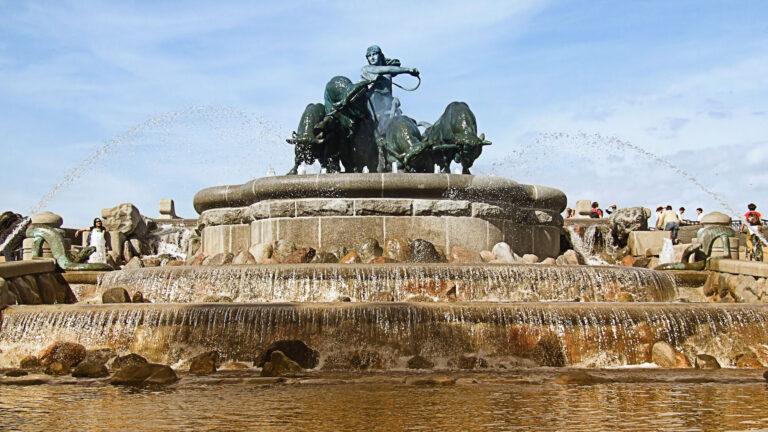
[405,376,455,386]
[729,275,759,303]
[617,292,635,302]
[202,295,233,303]
[272,240,296,262]
[384,238,412,262]
[165,260,185,266]
[532,335,566,367]
[261,258,279,264]
[610,207,650,247]
[52,273,77,304]
[20,355,41,370]
[85,348,117,366]
[44,361,70,376]
[368,256,397,264]
[457,355,488,369]
[189,351,220,375]
[72,361,109,378]
[256,340,319,369]
[31,211,63,227]
[695,354,721,369]
[39,342,86,368]
[0,277,17,307]
[232,250,257,265]
[34,274,57,304]
[675,353,692,368]
[281,248,316,264]
[335,296,352,302]
[491,242,517,263]
[328,246,349,261]
[5,369,28,377]
[407,355,434,369]
[522,254,539,264]
[651,342,679,368]
[221,362,250,371]
[632,257,652,268]
[191,253,207,266]
[142,256,161,267]
[12,276,41,305]
[260,351,303,377]
[735,352,764,368]
[764,370,768,382]
[406,295,435,302]
[102,287,131,304]
[479,250,496,263]
[123,256,144,269]
[449,246,482,264]
[110,363,179,386]
[620,255,637,267]
[541,257,556,265]
[131,291,146,303]
[311,252,339,263]
[207,252,234,266]
[409,239,446,263]
[554,371,611,385]
[370,292,395,302]
[562,249,585,265]
[110,353,148,372]
[339,252,361,264]
[358,238,383,261]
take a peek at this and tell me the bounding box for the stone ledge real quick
[0,259,57,279]
[708,259,768,278]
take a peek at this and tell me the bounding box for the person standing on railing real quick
[741,203,764,262]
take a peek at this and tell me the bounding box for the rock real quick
[335,296,352,302]
[322,350,394,370]
[554,371,611,385]
[101,203,147,237]
[675,353,692,368]
[406,295,435,302]
[31,211,64,227]
[207,252,234,266]
[311,252,339,263]
[34,274,58,304]
[449,246,482,264]
[764,369,768,382]
[617,292,635,302]
[165,260,185,266]
[132,291,146,303]
[110,353,148,371]
[85,348,117,366]
[102,287,131,304]
[729,275,759,303]
[358,238,383,262]
[565,249,585,265]
[261,258,279,264]
[409,239,446,263]
[142,256,161,267]
[110,363,179,386]
[107,250,123,268]
[221,362,250,371]
[339,252,361,264]
[522,254,539,264]
[44,361,70,376]
[368,256,397,264]
[491,242,516,263]
[620,255,636,267]
[384,238,412,262]
[5,369,28,377]
[541,257,556,265]
[72,361,109,378]
[695,354,721,369]
[632,257,651,268]
[532,335,566,367]
[479,250,496,263]
[570,225,586,237]
[736,352,764,368]
[328,246,349,261]
[405,376,456,386]
[232,251,257,265]
[256,340,319,369]
[20,355,41,370]
[0,277,17,307]
[281,248,316,264]
[190,253,206,266]
[609,207,649,247]
[407,355,434,369]
[12,276,41,305]
[457,355,488,369]
[272,240,296,262]
[39,342,86,368]
[123,256,144,269]
[370,292,395,302]
[651,342,679,367]
[189,351,220,375]
[260,351,303,377]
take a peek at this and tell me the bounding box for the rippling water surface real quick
[2,378,767,431]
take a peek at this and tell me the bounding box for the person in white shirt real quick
[696,208,704,222]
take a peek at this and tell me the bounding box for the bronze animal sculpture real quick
[26,225,113,271]
[424,102,491,174]
[654,225,736,271]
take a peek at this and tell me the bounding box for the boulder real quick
[358,238,383,262]
[695,354,721,369]
[651,342,679,368]
[39,342,86,368]
[272,240,296,262]
[368,256,397,264]
[616,292,635,302]
[554,371,611,385]
[31,211,63,228]
[189,351,220,375]
[44,361,70,376]
[110,363,179,386]
[256,340,319,369]
[84,348,117,366]
[479,250,496,263]
[232,251,256,265]
[457,355,488,370]
[407,355,434,369]
[522,254,539,264]
[609,207,649,247]
[491,242,516,263]
[101,203,147,237]
[540,257,556,265]
[311,252,339,263]
[409,239,446,263]
[20,355,41,370]
[206,252,234,266]
[191,253,206,266]
[12,276,41,305]
[281,248,316,264]
[52,273,77,304]
[131,291,146,303]
[165,260,185,266]
[384,238,412,262]
[142,257,161,267]
[449,246,482,264]
[122,257,144,270]
[260,351,302,377]
[735,352,764,368]
[34,274,58,304]
[0,277,17,307]
[5,369,28,377]
[339,252,361,264]
[72,361,109,378]
[532,335,566,367]
[560,249,584,266]
[102,287,131,304]
[110,353,148,371]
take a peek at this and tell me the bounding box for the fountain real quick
[1,47,767,381]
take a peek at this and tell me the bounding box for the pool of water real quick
[1,370,767,431]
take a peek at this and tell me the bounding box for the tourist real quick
[741,203,764,261]
[653,206,664,230]
[589,202,603,218]
[606,204,617,215]
[360,45,419,135]
[564,208,575,219]
[656,205,681,243]
[75,218,109,264]
[696,208,704,222]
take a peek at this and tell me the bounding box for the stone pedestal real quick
[22,237,71,261]
[628,231,671,256]
[194,174,567,258]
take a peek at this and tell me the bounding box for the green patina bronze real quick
[654,225,736,271]
[286,46,490,174]
[26,225,113,271]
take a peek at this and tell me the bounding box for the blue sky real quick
[1,0,767,226]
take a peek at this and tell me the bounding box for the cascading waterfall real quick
[566,225,618,265]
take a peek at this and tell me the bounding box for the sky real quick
[1,0,767,226]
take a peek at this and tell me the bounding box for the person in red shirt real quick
[589,202,603,219]
[742,203,763,261]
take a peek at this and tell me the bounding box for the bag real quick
[747,212,761,225]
